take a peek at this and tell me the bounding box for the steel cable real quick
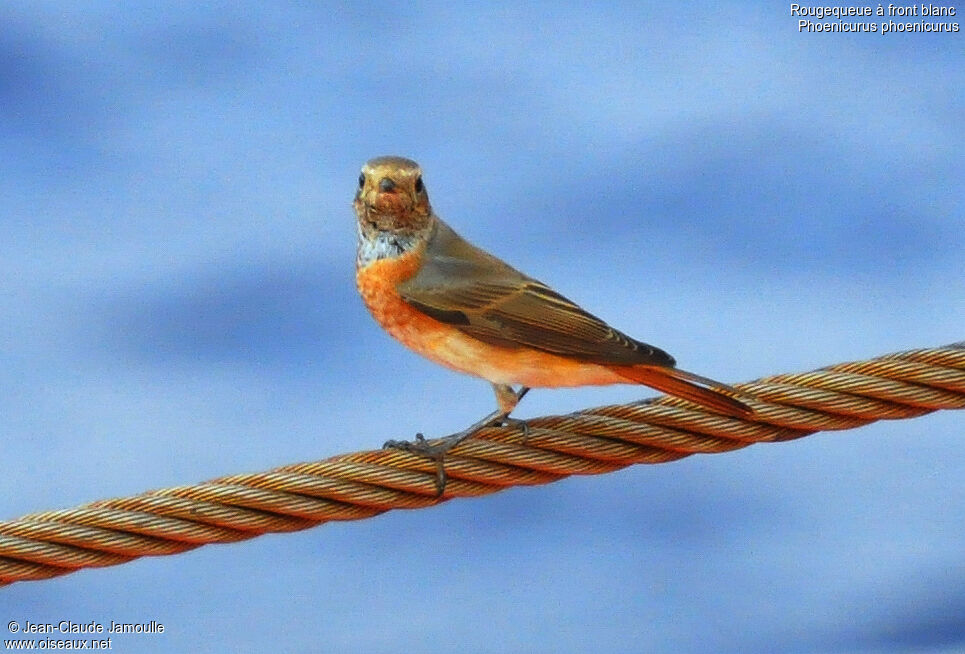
[1,342,962,586]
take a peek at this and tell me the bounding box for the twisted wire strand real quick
[1,342,963,586]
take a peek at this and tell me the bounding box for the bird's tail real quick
[613,365,752,417]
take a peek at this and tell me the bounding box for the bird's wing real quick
[397,220,675,366]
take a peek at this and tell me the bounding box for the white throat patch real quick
[356,223,419,267]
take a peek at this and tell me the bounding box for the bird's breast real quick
[356,247,425,331]
[356,244,463,368]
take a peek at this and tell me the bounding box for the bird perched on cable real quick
[354,156,750,462]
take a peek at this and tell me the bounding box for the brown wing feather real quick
[398,219,675,367]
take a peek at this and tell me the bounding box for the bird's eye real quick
[414,176,424,193]
[358,173,365,188]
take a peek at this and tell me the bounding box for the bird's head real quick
[354,156,433,235]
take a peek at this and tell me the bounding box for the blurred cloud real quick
[104,258,351,365]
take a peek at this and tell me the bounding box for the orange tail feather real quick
[613,365,752,417]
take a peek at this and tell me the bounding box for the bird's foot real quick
[383,425,480,496]
[383,432,432,452]
[383,408,527,495]
[500,415,530,440]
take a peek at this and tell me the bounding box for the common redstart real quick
[354,156,750,466]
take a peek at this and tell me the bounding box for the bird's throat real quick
[356,222,423,268]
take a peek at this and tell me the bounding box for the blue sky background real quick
[2,2,963,652]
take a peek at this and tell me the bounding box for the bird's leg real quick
[383,385,531,494]
[385,385,530,453]
[491,384,530,437]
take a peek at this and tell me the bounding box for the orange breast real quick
[356,251,627,389]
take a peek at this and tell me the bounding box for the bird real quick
[354,155,750,473]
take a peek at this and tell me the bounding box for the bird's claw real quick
[500,416,530,440]
[384,432,452,496]
[382,412,528,496]
[383,432,431,451]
